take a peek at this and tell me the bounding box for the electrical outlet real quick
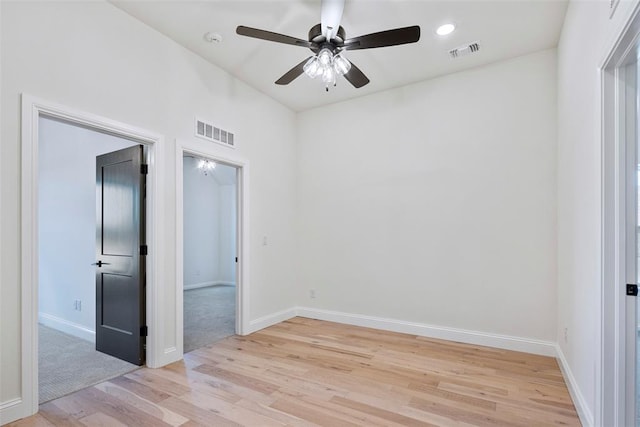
[263,236,268,246]
[564,327,568,343]
[309,289,316,299]
[74,300,82,311]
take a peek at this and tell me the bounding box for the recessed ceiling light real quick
[203,32,223,43]
[436,23,455,36]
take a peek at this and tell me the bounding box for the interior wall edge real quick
[245,307,298,335]
[295,307,557,357]
[555,344,593,427]
[245,305,558,357]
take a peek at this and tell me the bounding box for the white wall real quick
[557,0,640,424]
[38,116,137,341]
[183,156,221,287]
[296,49,558,342]
[183,156,236,288]
[0,0,297,411]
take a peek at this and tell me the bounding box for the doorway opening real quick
[37,116,144,402]
[182,155,237,352]
[175,140,248,356]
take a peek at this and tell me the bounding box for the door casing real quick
[19,94,167,419]
[601,3,640,425]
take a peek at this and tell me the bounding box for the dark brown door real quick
[95,145,146,365]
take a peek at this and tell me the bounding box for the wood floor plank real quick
[123,370,191,398]
[71,387,173,427]
[175,391,285,426]
[107,376,172,404]
[13,317,580,426]
[78,412,128,427]
[4,414,56,427]
[157,396,241,427]
[269,397,362,426]
[329,395,435,426]
[92,381,189,426]
[38,394,97,425]
[192,364,280,395]
[233,398,315,427]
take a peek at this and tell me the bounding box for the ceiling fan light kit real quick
[303,50,352,91]
[236,0,420,91]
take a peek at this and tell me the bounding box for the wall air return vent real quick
[449,42,480,59]
[195,117,235,149]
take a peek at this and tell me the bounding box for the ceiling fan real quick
[236,0,420,91]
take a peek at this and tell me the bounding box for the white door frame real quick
[601,4,640,425]
[19,94,167,418]
[175,138,250,357]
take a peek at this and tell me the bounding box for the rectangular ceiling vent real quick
[195,117,235,149]
[449,42,480,59]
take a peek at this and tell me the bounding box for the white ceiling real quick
[111,0,568,112]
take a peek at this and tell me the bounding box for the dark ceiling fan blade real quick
[236,26,312,48]
[275,57,313,85]
[342,25,420,50]
[343,61,370,88]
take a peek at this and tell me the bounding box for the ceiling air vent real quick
[449,42,480,59]
[195,117,235,149]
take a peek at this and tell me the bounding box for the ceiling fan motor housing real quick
[308,23,345,52]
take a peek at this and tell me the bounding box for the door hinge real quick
[141,164,148,175]
[627,284,638,296]
[140,245,148,256]
[140,325,148,337]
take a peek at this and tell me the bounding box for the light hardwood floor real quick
[8,317,580,426]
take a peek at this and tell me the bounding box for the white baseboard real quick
[0,398,26,425]
[295,307,557,357]
[38,312,95,343]
[555,345,593,427]
[244,306,556,356]
[159,346,181,367]
[184,281,236,290]
[246,307,297,334]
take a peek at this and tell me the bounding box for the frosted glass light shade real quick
[303,57,320,78]
[333,54,351,75]
[318,49,333,66]
[322,66,336,84]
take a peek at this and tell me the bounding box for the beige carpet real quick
[38,285,234,403]
[183,284,236,353]
[38,324,138,403]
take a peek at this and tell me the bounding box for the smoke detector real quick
[449,41,480,59]
[203,32,223,43]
